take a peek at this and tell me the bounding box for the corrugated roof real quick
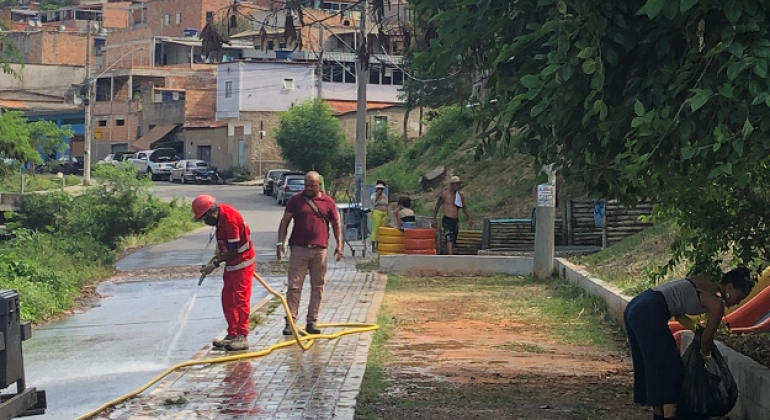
[0,100,29,110]
[325,100,400,116]
[131,124,177,151]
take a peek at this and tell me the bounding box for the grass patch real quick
[1,166,200,323]
[118,201,200,251]
[266,298,281,316]
[576,224,688,295]
[249,313,265,330]
[0,173,81,192]
[384,275,623,349]
[355,308,394,420]
[494,342,553,354]
[355,274,631,420]
[356,259,380,272]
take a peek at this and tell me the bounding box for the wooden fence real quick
[603,200,654,247]
[481,218,565,252]
[565,200,603,247]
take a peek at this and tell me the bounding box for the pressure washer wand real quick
[198,255,217,287]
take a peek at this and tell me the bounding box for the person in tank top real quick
[623,267,754,420]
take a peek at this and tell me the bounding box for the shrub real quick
[367,129,400,168]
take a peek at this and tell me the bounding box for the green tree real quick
[274,99,350,179]
[409,0,770,274]
[0,111,72,165]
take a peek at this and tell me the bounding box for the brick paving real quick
[100,262,385,420]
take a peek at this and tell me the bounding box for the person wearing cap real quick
[369,181,389,252]
[433,175,473,255]
[193,194,255,351]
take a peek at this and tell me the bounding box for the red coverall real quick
[216,203,255,337]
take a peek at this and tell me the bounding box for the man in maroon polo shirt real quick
[277,171,343,335]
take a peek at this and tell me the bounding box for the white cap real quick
[375,183,386,189]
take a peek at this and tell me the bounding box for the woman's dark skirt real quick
[623,289,684,406]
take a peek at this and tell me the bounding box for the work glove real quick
[700,349,712,362]
[200,262,217,276]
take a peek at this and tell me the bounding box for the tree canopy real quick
[409,0,770,274]
[0,111,73,164]
[274,99,351,179]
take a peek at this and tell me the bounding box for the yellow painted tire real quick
[378,234,405,245]
[378,227,403,237]
[378,243,405,253]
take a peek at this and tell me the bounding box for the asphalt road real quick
[20,182,287,420]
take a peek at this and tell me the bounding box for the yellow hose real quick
[73,271,378,420]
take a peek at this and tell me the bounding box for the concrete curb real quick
[379,255,533,277]
[555,258,770,420]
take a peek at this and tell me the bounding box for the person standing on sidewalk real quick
[432,175,473,255]
[277,171,343,335]
[369,182,389,252]
[194,194,255,351]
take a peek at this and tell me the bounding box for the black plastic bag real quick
[677,329,739,420]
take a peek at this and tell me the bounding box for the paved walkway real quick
[99,262,385,420]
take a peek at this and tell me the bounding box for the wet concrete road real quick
[21,183,286,420]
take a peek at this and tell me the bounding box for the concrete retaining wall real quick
[556,258,770,420]
[379,255,533,277]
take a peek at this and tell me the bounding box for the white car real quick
[130,148,177,180]
[169,159,208,184]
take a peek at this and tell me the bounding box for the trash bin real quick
[0,290,27,389]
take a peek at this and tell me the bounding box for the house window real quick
[149,124,156,130]
[282,78,295,90]
[111,143,128,153]
[176,12,181,24]
[116,119,125,126]
[344,63,356,83]
[225,81,233,98]
[278,42,286,49]
[164,14,170,26]
[267,40,275,50]
[206,11,213,22]
[382,67,393,85]
[98,119,107,127]
[392,69,404,85]
[369,66,381,84]
[332,63,343,83]
[322,62,333,82]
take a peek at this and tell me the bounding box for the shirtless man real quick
[432,176,473,255]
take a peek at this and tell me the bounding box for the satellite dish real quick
[58,25,66,31]
[27,20,35,27]
[74,96,83,105]
[35,20,42,27]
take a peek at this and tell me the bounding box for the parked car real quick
[264,169,290,196]
[114,153,136,168]
[98,154,116,165]
[277,175,305,206]
[273,171,304,199]
[169,159,209,184]
[49,156,83,175]
[130,148,177,180]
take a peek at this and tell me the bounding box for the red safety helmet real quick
[192,194,216,220]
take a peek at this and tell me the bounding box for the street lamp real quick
[82,46,145,184]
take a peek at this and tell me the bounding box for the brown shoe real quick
[212,334,237,348]
[225,335,249,351]
[283,323,308,336]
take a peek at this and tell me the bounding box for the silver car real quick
[169,159,208,184]
[277,175,305,206]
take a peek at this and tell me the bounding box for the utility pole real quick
[533,165,557,279]
[83,20,92,185]
[354,1,367,204]
[317,23,323,99]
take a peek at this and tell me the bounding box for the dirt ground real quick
[720,332,770,369]
[356,276,650,420]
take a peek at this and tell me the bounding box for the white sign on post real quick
[537,184,555,208]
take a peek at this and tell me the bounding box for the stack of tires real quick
[377,227,405,255]
[404,228,437,255]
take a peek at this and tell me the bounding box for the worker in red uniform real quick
[193,194,254,351]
